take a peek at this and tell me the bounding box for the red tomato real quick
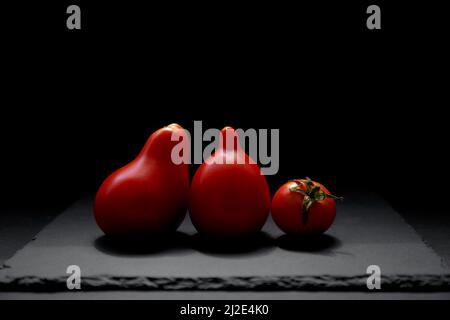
[271,178,341,235]
[189,127,271,238]
[94,124,189,237]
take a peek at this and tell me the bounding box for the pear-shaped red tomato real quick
[94,124,189,237]
[189,127,271,238]
[271,178,341,235]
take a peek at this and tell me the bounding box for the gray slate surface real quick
[0,207,60,264]
[1,193,449,291]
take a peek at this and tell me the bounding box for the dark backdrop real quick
[1,1,448,214]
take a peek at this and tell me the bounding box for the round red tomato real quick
[271,178,341,235]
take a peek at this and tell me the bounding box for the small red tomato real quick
[271,178,342,235]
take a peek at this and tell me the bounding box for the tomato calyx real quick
[289,177,343,225]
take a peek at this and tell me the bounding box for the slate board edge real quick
[1,274,450,292]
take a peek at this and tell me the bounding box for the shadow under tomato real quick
[94,231,191,257]
[276,234,341,254]
[189,231,275,257]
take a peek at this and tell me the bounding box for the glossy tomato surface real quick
[189,127,271,238]
[94,124,189,237]
[271,180,336,235]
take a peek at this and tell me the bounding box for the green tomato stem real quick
[289,177,343,225]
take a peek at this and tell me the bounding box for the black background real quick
[1,1,448,216]
[1,300,450,319]
[0,300,442,319]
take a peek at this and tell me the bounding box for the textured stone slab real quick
[0,193,449,291]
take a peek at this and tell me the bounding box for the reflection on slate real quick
[0,193,449,291]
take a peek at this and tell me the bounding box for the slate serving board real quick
[1,192,449,291]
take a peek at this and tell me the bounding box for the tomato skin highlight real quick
[189,127,271,238]
[271,180,336,235]
[94,124,189,237]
